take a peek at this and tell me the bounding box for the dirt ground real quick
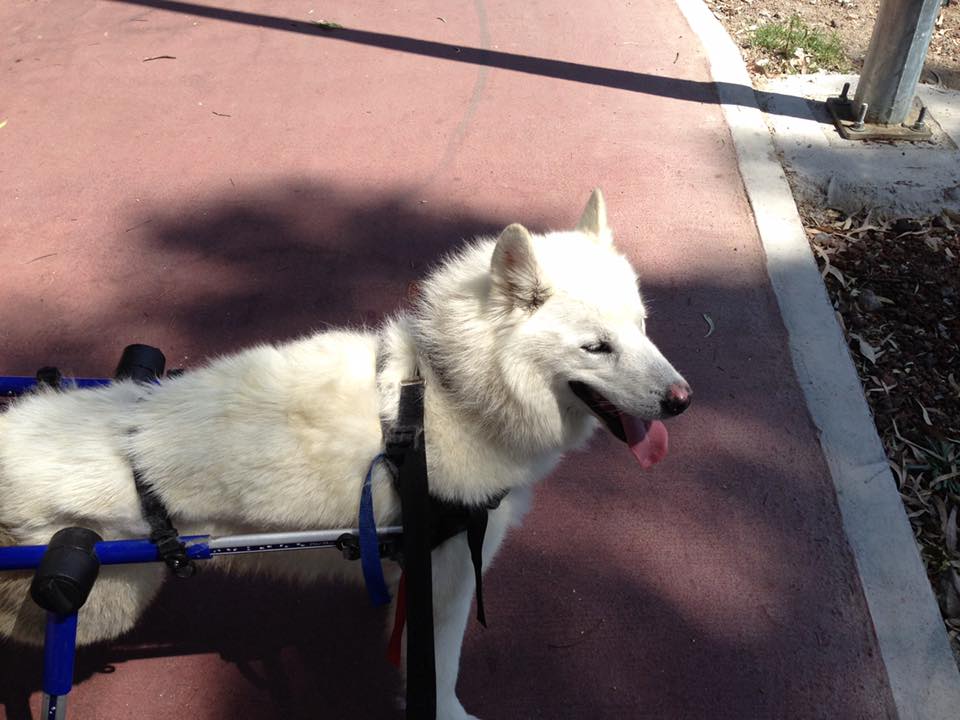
[706,0,960,89]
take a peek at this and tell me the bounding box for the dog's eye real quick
[581,341,613,354]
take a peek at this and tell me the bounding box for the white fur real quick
[0,190,686,719]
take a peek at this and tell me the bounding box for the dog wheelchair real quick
[0,345,458,720]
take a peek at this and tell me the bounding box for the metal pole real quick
[853,0,943,125]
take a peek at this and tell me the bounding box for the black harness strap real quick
[113,344,195,579]
[132,468,195,578]
[382,375,509,720]
[466,509,490,627]
[386,379,436,720]
[424,492,505,627]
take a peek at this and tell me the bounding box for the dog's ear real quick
[576,188,612,245]
[491,223,548,311]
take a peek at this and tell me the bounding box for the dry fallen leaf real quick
[947,507,957,554]
[935,496,950,536]
[813,244,846,286]
[849,333,878,364]
[825,265,845,286]
[702,313,715,338]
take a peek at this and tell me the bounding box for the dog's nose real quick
[660,382,692,417]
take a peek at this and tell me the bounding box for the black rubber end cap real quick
[114,344,166,383]
[30,527,103,615]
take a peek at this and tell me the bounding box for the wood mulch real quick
[805,207,960,657]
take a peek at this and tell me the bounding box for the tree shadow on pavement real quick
[0,179,515,378]
[0,577,401,720]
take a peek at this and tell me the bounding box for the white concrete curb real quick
[674,1,960,718]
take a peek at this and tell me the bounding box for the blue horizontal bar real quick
[93,536,212,565]
[0,545,45,570]
[0,530,402,571]
[0,377,112,396]
[0,535,212,571]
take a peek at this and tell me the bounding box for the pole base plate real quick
[826,96,933,142]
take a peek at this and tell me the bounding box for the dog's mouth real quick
[569,381,669,469]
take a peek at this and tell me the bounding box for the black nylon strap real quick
[466,508,489,627]
[114,344,193,578]
[132,469,195,578]
[424,496,498,627]
[380,364,509,718]
[387,380,436,720]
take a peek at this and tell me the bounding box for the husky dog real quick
[0,190,689,719]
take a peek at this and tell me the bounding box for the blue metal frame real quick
[0,528,401,718]
[1,534,210,718]
[2,367,136,714]
[0,353,406,717]
[0,377,111,396]
[0,536,210,571]
[43,612,77,694]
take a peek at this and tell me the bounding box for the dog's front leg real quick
[430,532,482,720]
[427,489,531,720]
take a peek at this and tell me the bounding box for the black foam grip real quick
[30,527,103,615]
[35,366,62,388]
[114,344,166,383]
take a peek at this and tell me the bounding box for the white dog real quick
[0,189,690,719]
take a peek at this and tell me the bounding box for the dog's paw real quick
[397,693,480,719]
[437,698,480,720]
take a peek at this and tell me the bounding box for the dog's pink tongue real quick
[623,416,669,469]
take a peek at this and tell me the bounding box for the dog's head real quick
[489,189,691,468]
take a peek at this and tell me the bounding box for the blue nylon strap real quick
[359,453,391,606]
